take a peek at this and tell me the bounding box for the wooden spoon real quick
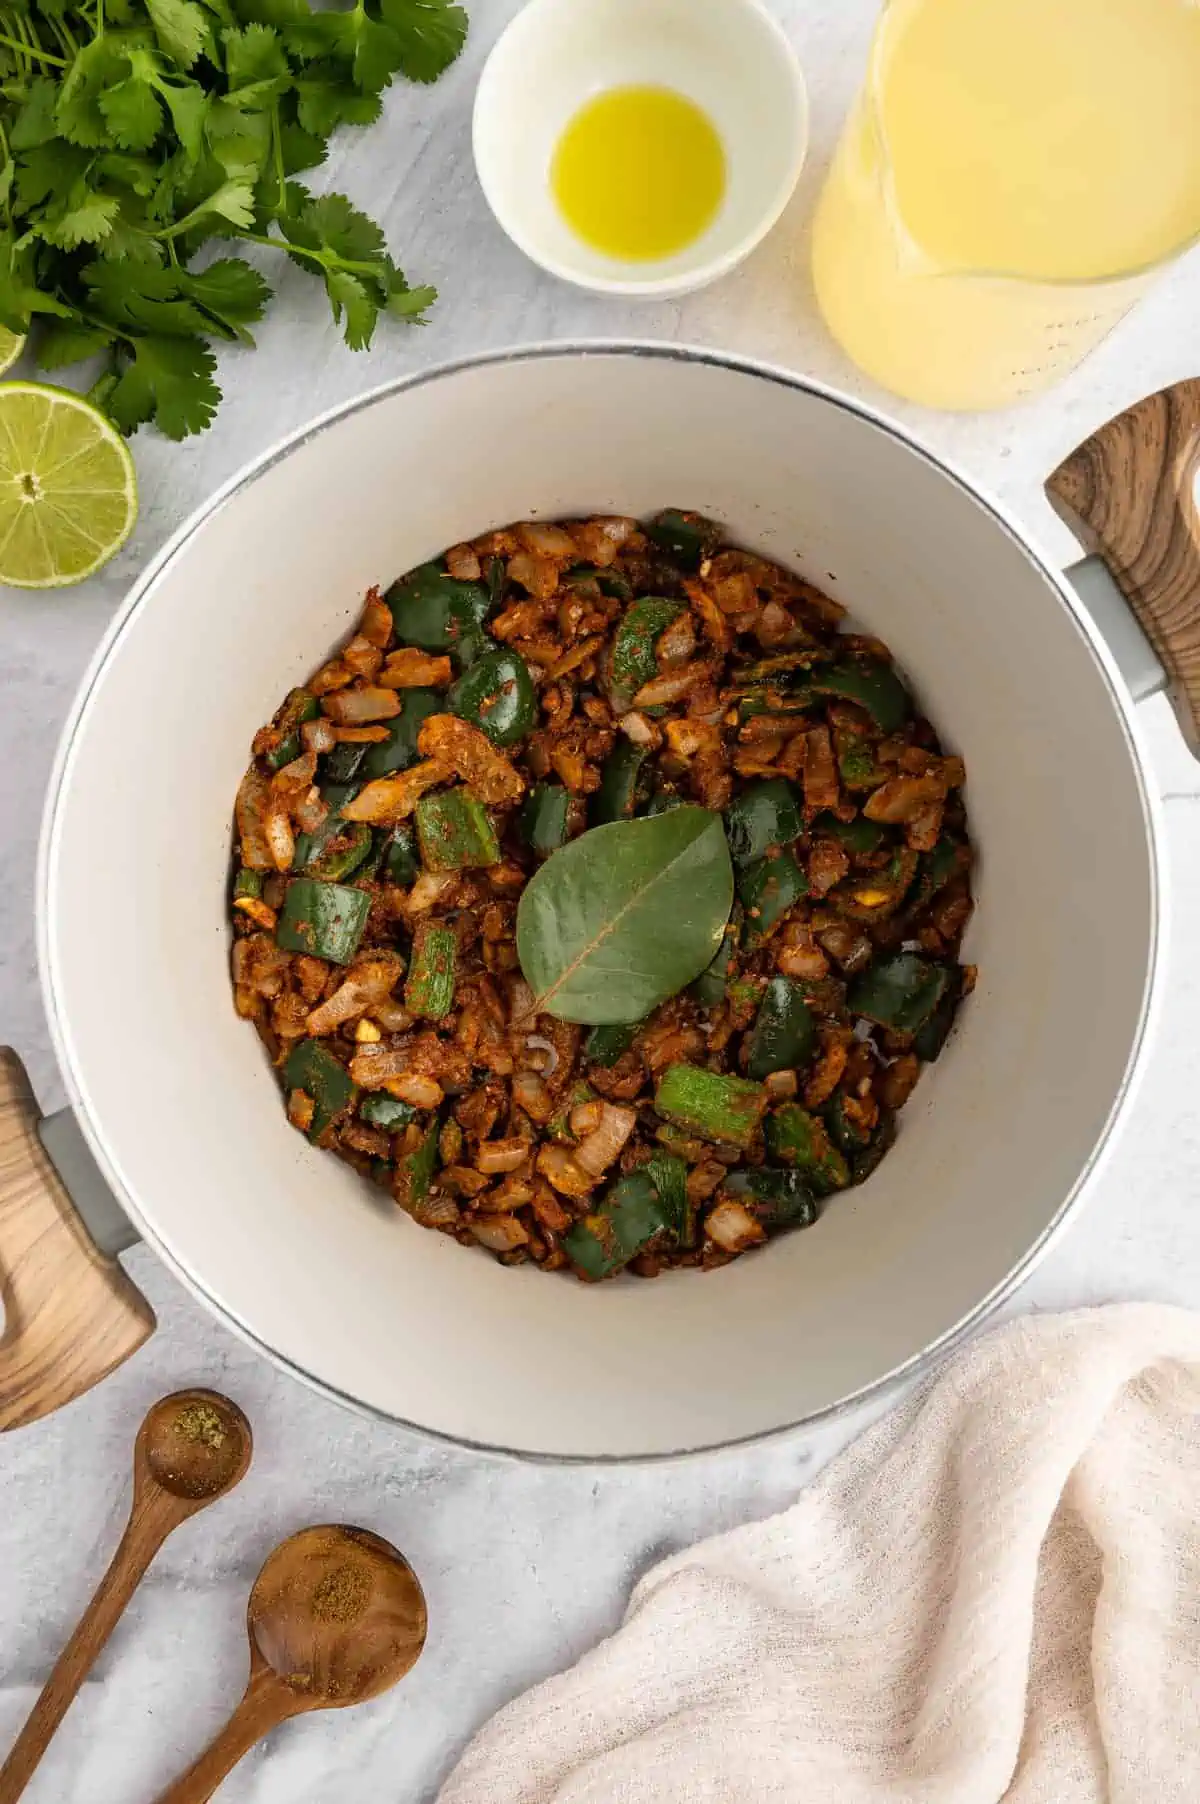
[154,1524,428,1803]
[0,1389,252,1804]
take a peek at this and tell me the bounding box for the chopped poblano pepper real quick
[547,1081,596,1144]
[283,1039,356,1141]
[746,978,816,1079]
[415,789,501,871]
[519,783,572,856]
[826,1091,875,1154]
[737,850,808,942]
[723,1165,819,1228]
[598,571,633,600]
[813,812,890,855]
[266,688,320,773]
[848,954,952,1035]
[913,967,964,1062]
[592,738,650,824]
[912,837,961,912]
[643,1151,694,1246]
[277,879,371,965]
[692,919,739,1007]
[585,1022,639,1066]
[234,868,263,900]
[765,1105,850,1194]
[385,563,491,656]
[405,920,457,1019]
[736,650,826,684]
[448,647,537,747]
[360,1094,418,1131]
[608,597,685,709]
[381,823,420,885]
[723,778,802,865]
[395,1115,441,1216]
[810,662,910,733]
[564,1170,671,1280]
[834,848,918,922]
[851,1110,896,1184]
[654,1064,767,1148]
[360,689,443,779]
[304,818,374,883]
[644,508,722,570]
[323,739,369,783]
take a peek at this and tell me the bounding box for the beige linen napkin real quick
[440,1303,1200,1803]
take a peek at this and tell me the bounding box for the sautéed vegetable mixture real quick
[229,512,974,1280]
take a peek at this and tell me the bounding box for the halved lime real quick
[0,327,25,376]
[0,381,137,589]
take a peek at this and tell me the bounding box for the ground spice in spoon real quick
[172,1402,227,1449]
[311,1564,371,1623]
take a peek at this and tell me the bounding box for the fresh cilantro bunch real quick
[0,0,466,436]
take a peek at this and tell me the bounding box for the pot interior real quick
[42,348,1158,1457]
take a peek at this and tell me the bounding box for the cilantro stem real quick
[270,106,286,213]
[237,229,381,282]
[0,30,65,65]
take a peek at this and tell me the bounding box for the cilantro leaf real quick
[146,0,211,69]
[377,0,467,83]
[38,188,121,248]
[0,232,72,331]
[98,73,165,152]
[84,258,212,334]
[106,335,221,438]
[179,255,271,337]
[158,82,209,163]
[293,68,381,135]
[35,318,115,369]
[56,40,132,148]
[283,185,386,264]
[10,78,60,151]
[222,23,291,107]
[323,267,375,348]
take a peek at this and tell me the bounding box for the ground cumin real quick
[311,1563,370,1623]
[172,1401,226,1448]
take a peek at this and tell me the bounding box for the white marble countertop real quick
[3,2,1200,1798]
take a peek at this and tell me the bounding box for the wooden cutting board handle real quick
[0,1048,154,1430]
[1047,378,1200,756]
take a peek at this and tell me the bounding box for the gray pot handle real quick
[0,1048,153,1431]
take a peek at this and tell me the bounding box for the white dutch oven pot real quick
[1,347,1194,1459]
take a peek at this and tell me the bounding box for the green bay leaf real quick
[516,807,734,1027]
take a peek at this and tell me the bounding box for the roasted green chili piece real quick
[692,919,739,1007]
[723,1166,819,1228]
[519,782,572,855]
[283,1039,356,1140]
[736,651,826,684]
[723,778,802,865]
[849,953,952,1035]
[813,812,890,855]
[585,1022,639,1066]
[360,689,443,779]
[360,1094,417,1131]
[395,1115,441,1215]
[913,967,964,1062]
[738,850,808,942]
[654,1064,767,1148]
[405,920,457,1020]
[277,878,371,964]
[564,1170,671,1280]
[448,647,537,747]
[415,789,501,871]
[645,508,722,570]
[233,868,263,900]
[609,597,686,709]
[851,1110,896,1185]
[826,1091,875,1155]
[834,848,918,922]
[598,571,633,600]
[266,688,320,772]
[593,738,651,824]
[834,725,885,792]
[304,819,374,883]
[912,837,961,912]
[385,563,491,658]
[746,978,816,1079]
[643,1151,694,1246]
[810,662,911,732]
[765,1104,851,1194]
[380,823,419,885]
[324,740,368,783]
[547,1081,596,1143]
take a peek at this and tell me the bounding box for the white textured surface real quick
[1,0,1199,1797]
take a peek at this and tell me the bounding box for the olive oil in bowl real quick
[551,86,726,262]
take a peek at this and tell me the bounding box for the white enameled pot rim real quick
[37,341,1167,1465]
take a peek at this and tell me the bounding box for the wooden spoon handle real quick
[0,1047,154,1431]
[152,1668,304,1804]
[1047,378,1200,756]
[0,1488,181,1804]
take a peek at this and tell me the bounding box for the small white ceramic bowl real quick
[472,0,808,297]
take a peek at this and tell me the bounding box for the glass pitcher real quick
[811,0,1200,411]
